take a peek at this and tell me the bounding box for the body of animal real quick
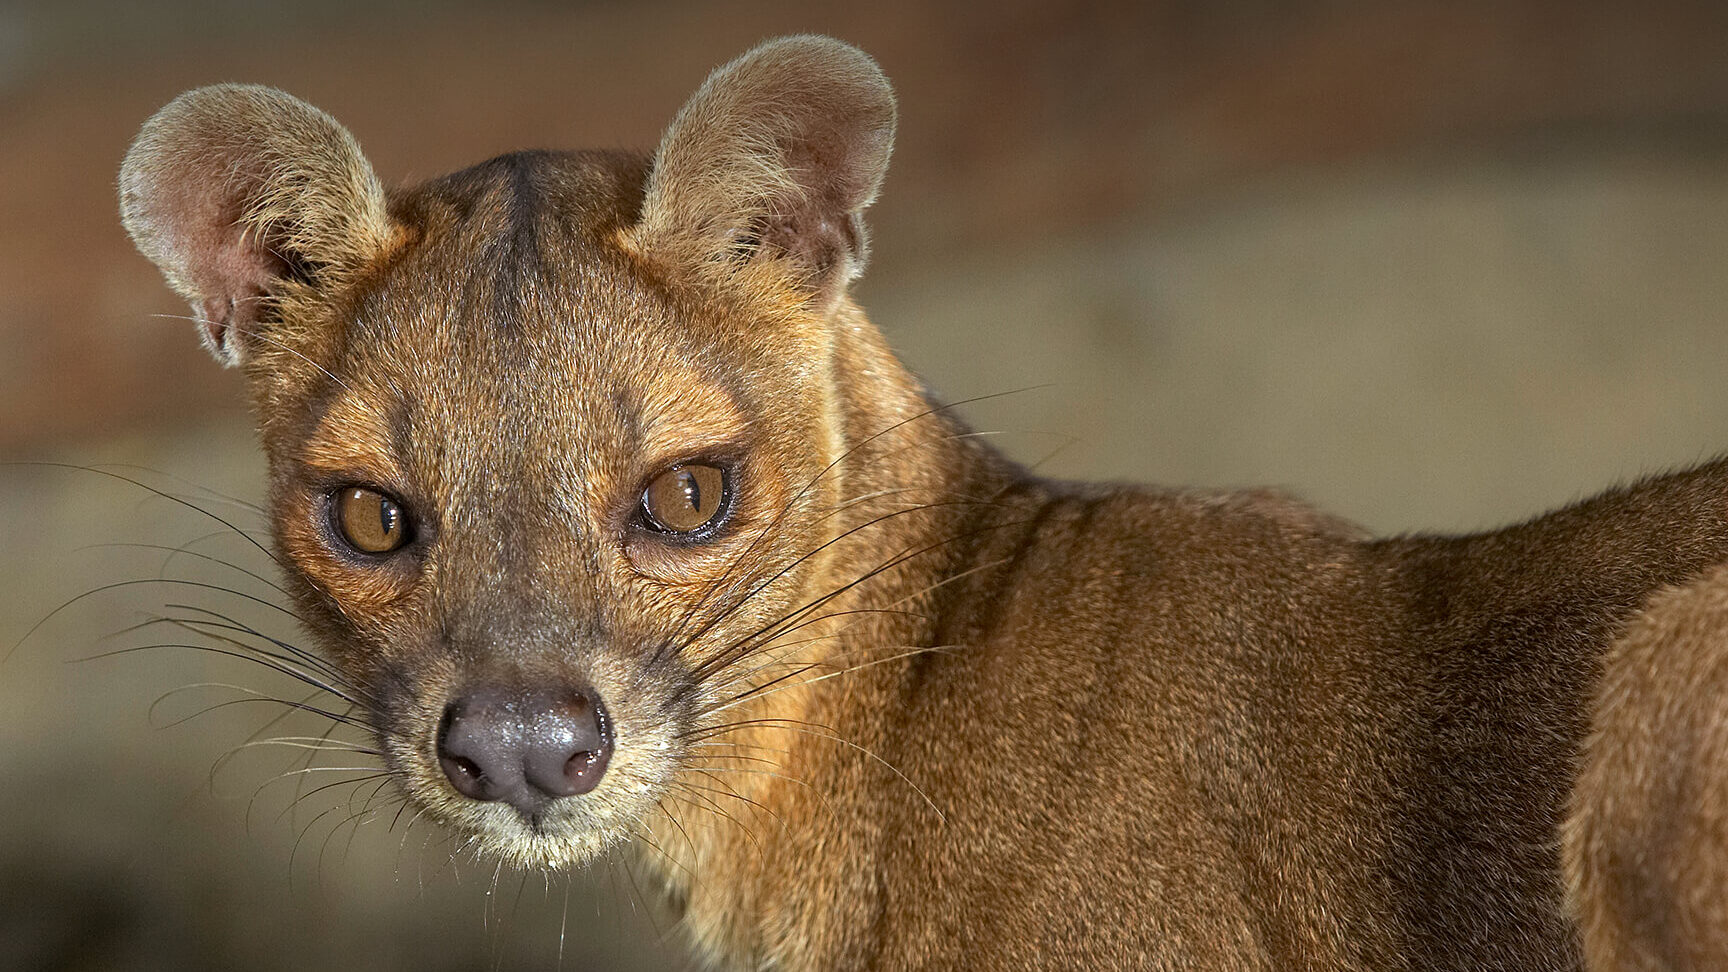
[118,34,1727,971]
[1567,560,1728,972]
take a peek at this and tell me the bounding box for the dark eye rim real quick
[631,459,739,544]
[323,483,418,560]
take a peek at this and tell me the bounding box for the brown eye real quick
[334,486,409,554]
[639,464,728,536]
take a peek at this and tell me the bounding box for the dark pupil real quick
[677,471,701,513]
[378,498,399,537]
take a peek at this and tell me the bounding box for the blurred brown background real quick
[4,1,1728,968]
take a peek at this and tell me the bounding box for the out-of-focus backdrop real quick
[4,1,1728,968]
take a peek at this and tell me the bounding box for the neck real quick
[644,301,1030,966]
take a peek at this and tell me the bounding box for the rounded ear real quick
[630,35,897,313]
[119,84,394,366]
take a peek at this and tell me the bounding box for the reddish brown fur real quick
[1567,562,1728,971]
[119,35,1728,971]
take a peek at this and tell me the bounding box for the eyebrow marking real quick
[637,377,751,469]
[299,388,404,484]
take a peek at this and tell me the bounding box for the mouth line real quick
[410,778,644,864]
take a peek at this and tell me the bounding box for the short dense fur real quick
[1567,563,1728,971]
[120,35,1728,970]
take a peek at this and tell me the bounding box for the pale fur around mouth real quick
[384,717,685,871]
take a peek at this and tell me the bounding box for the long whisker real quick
[268,770,392,827]
[287,699,370,832]
[686,738,794,756]
[685,766,796,834]
[683,770,788,832]
[628,823,698,888]
[666,781,766,856]
[702,606,933,684]
[683,717,945,823]
[322,790,393,873]
[649,388,1042,664]
[213,687,354,810]
[146,686,374,733]
[81,461,269,516]
[651,795,701,865]
[19,576,307,664]
[688,515,1029,686]
[696,612,958,699]
[286,801,360,890]
[226,736,382,757]
[668,491,1001,666]
[699,551,1010,702]
[705,644,963,719]
[2,461,282,571]
[675,498,996,678]
[149,680,309,728]
[88,640,364,714]
[160,605,365,699]
[108,611,358,701]
[75,542,289,597]
[681,762,842,823]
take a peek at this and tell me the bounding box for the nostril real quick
[522,691,613,798]
[441,752,484,790]
[564,745,609,794]
[435,684,614,811]
[437,699,504,803]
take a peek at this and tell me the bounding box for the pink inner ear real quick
[196,296,231,350]
[121,84,394,367]
[188,225,288,356]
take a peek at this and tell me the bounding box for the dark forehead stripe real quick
[415,149,651,238]
[499,150,547,282]
[404,149,653,338]
[469,151,548,331]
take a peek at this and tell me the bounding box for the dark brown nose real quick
[436,685,613,813]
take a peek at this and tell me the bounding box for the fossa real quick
[120,34,1727,971]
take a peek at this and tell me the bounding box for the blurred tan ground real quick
[4,1,1728,968]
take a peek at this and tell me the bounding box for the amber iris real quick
[335,486,408,553]
[640,464,727,535]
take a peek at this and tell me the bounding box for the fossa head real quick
[120,36,898,869]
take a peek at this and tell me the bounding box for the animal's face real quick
[262,153,844,868]
[120,37,896,869]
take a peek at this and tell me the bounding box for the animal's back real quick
[843,467,1728,970]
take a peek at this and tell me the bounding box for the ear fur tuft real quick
[119,85,392,365]
[631,35,897,312]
